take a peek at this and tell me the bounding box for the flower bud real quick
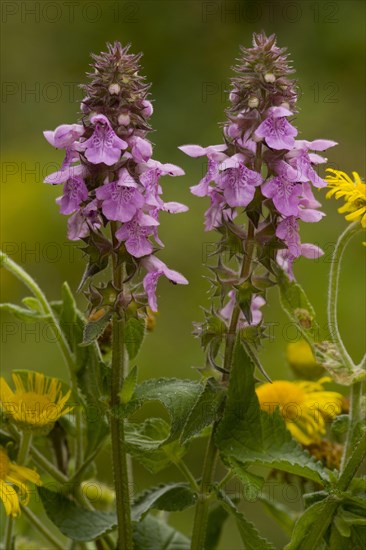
[118,112,131,126]
[108,83,121,95]
[248,96,259,108]
[141,99,153,117]
[264,73,276,83]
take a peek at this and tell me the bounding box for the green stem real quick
[4,517,14,550]
[190,428,218,550]
[0,252,84,470]
[109,224,133,550]
[327,222,361,373]
[21,505,65,550]
[30,445,69,484]
[222,220,255,383]
[341,380,364,470]
[17,431,32,464]
[70,439,106,486]
[216,470,235,491]
[174,459,199,491]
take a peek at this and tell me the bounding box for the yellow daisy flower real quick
[0,446,41,517]
[256,378,343,445]
[0,371,73,434]
[325,169,366,228]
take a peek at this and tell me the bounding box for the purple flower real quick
[56,176,88,215]
[179,144,227,197]
[141,256,188,311]
[255,106,298,150]
[96,180,144,223]
[139,160,185,207]
[262,176,302,216]
[44,124,84,149]
[286,149,327,188]
[218,154,263,207]
[204,190,234,231]
[115,212,159,257]
[67,200,101,241]
[79,114,127,166]
[128,136,153,163]
[141,100,154,118]
[220,290,265,327]
[45,161,84,185]
[275,216,301,257]
[297,183,325,222]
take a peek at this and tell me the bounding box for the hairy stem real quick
[109,224,133,550]
[327,222,361,373]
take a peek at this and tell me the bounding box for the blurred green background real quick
[1,0,365,547]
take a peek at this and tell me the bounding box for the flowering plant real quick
[1,35,365,550]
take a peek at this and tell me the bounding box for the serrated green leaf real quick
[0,302,49,322]
[132,483,196,522]
[126,378,203,445]
[180,379,225,444]
[125,317,145,360]
[204,504,229,550]
[229,460,265,501]
[120,366,138,405]
[215,341,328,484]
[38,486,116,541]
[217,491,275,550]
[132,515,190,550]
[125,418,187,473]
[82,311,112,345]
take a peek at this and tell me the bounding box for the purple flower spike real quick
[141,256,188,311]
[262,177,302,217]
[255,107,298,150]
[80,114,127,166]
[115,212,158,258]
[57,176,88,215]
[219,154,262,207]
[96,181,144,223]
[44,124,84,149]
